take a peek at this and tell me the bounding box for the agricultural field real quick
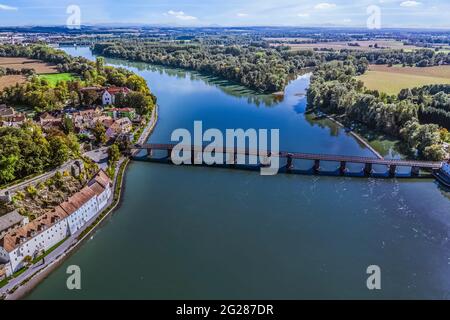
[268,39,421,52]
[356,64,450,95]
[0,57,58,74]
[37,73,77,86]
[0,74,26,90]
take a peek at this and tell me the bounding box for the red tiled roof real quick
[60,186,96,215]
[0,206,68,253]
[0,170,111,253]
[104,87,131,95]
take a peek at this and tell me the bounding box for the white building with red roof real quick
[0,170,112,276]
[102,87,131,106]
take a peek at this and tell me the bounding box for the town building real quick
[39,113,62,128]
[104,108,136,120]
[0,210,29,239]
[0,114,26,128]
[0,105,15,118]
[0,171,112,276]
[106,117,133,139]
[102,87,131,105]
[0,264,7,281]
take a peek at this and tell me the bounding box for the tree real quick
[81,90,100,106]
[126,91,153,115]
[49,136,70,167]
[108,144,121,163]
[0,154,18,185]
[96,57,105,74]
[92,121,107,145]
[61,115,75,134]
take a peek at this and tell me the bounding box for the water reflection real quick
[102,57,287,107]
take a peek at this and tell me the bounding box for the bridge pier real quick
[167,148,173,164]
[191,149,198,165]
[286,154,294,173]
[227,151,237,166]
[313,160,320,174]
[389,165,397,177]
[339,161,347,175]
[260,152,271,168]
[411,166,420,177]
[146,148,152,159]
[364,163,373,176]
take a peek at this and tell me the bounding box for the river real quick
[26,46,450,299]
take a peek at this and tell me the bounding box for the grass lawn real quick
[37,73,77,86]
[356,65,450,95]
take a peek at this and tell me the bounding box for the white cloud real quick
[237,13,249,17]
[167,10,197,21]
[0,4,18,11]
[314,3,336,10]
[400,1,421,7]
[297,13,310,18]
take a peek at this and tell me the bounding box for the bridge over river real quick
[132,143,443,178]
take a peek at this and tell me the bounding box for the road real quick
[0,160,76,196]
[84,147,109,171]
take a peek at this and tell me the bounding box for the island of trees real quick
[92,41,324,93]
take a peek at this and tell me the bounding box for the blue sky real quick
[0,0,449,28]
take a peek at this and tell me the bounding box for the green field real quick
[37,73,77,86]
[356,65,450,95]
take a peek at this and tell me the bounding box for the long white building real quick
[0,171,112,276]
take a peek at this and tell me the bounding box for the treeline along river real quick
[26,47,450,299]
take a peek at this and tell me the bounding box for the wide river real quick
[27,47,450,299]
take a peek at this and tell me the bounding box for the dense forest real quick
[318,48,450,67]
[307,59,449,161]
[0,123,80,185]
[92,42,325,93]
[92,41,450,94]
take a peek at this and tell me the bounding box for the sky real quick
[0,0,449,28]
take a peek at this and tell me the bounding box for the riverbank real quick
[315,113,384,159]
[1,159,129,300]
[1,106,159,300]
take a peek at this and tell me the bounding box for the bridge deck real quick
[134,144,443,169]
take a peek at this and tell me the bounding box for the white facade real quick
[6,218,69,273]
[443,163,450,176]
[66,195,99,235]
[0,246,9,264]
[97,184,112,211]
[0,170,112,276]
[102,91,113,105]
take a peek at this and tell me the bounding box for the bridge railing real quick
[133,143,443,170]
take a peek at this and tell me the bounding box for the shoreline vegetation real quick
[91,42,324,93]
[307,60,450,161]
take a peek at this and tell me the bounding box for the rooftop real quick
[0,207,67,253]
[0,210,25,234]
[0,170,111,253]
